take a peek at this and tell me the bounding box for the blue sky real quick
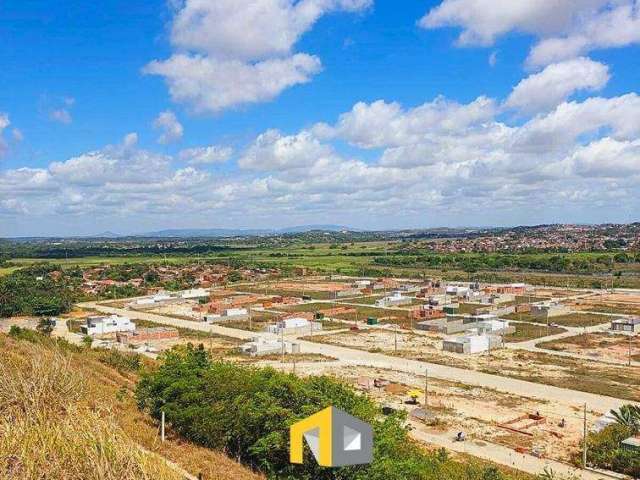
[1,1,639,236]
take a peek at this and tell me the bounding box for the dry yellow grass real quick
[0,342,182,480]
[0,336,263,480]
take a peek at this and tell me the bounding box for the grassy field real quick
[502,322,566,343]
[7,238,640,289]
[505,312,612,328]
[277,302,411,325]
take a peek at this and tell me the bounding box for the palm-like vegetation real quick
[610,404,640,433]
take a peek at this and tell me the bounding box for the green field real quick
[503,322,566,343]
[504,312,612,328]
[6,238,640,289]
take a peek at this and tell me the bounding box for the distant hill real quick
[139,225,353,238]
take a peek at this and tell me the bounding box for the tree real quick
[36,317,56,336]
[82,335,93,348]
[611,404,640,434]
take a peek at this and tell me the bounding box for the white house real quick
[81,315,135,336]
[239,337,301,356]
[204,308,249,323]
[442,333,502,354]
[265,317,322,335]
[135,291,174,305]
[180,288,209,299]
[375,291,411,307]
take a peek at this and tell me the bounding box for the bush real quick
[582,423,640,477]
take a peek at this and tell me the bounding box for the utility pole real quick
[161,410,165,442]
[281,324,285,364]
[583,403,588,469]
[394,323,398,353]
[424,369,429,412]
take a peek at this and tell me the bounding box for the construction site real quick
[59,274,640,478]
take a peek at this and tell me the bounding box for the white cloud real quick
[3,90,640,230]
[153,110,184,144]
[570,137,640,177]
[239,129,333,171]
[505,58,610,113]
[49,108,72,124]
[319,96,497,148]
[420,0,640,67]
[145,54,321,113]
[171,0,372,61]
[179,145,233,165]
[419,0,607,45]
[528,1,640,66]
[146,0,370,113]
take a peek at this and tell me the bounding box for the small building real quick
[180,288,210,300]
[531,302,571,319]
[611,317,640,333]
[117,327,179,344]
[239,337,300,356]
[265,317,323,335]
[375,291,412,307]
[417,315,467,334]
[81,315,135,336]
[442,333,502,354]
[135,291,174,306]
[410,305,445,321]
[204,307,249,323]
[621,436,640,452]
[443,304,459,315]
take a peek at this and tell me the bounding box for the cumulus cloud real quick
[420,0,640,66]
[170,0,372,61]
[317,96,497,148]
[146,0,371,112]
[153,110,184,144]
[528,1,640,66]
[145,54,321,113]
[179,145,233,165]
[505,58,610,113]
[3,89,640,229]
[239,129,333,171]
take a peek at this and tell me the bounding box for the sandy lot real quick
[285,362,593,463]
[307,329,640,401]
[538,332,640,363]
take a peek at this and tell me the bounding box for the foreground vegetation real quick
[2,328,264,480]
[137,345,538,480]
[0,334,181,479]
[581,405,640,477]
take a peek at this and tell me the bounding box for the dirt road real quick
[80,301,633,413]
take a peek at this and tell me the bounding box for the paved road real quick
[80,301,633,413]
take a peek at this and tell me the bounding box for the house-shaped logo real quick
[290,406,373,467]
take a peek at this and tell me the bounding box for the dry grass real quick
[0,335,264,480]
[0,342,182,480]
